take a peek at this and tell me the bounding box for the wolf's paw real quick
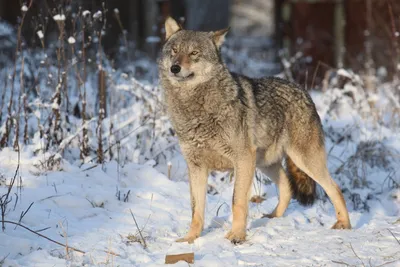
[175,235,197,244]
[225,229,246,244]
[331,220,351,230]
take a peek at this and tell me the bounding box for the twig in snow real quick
[1,220,85,254]
[349,243,365,267]
[14,202,34,230]
[35,226,51,233]
[82,165,98,172]
[86,197,96,208]
[0,220,120,257]
[38,193,72,202]
[58,221,69,260]
[376,258,400,267]
[1,150,20,231]
[216,202,228,217]
[0,253,9,265]
[123,190,130,202]
[388,229,400,246]
[331,260,351,266]
[133,194,153,236]
[311,61,321,90]
[167,162,172,179]
[52,182,58,194]
[129,209,147,249]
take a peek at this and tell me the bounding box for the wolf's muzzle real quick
[170,65,181,74]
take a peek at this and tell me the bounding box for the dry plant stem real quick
[13,58,24,151]
[53,19,66,147]
[97,69,106,163]
[0,253,9,265]
[167,163,172,179]
[0,3,29,148]
[0,220,121,257]
[117,141,121,181]
[129,209,147,249]
[108,62,114,161]
[69,13,88,160]
[14,57,28,151]
[349,243,365,267]
[310,61,321,90]
[58,222,69,260]
[109,122,114,160]
[388,229,400,245]
[331,260,351,266]
[376,259,400,267]
[114,10,129,58]
[3,220,84,253]
[14,202,33,230]
[22,67,28,144]
[1,150,20,231]
[96,4,108,164]
[388,1,400,79]
[364,0,375,93]
[81,17,89,159]
[52,82,62,146]
[0,72,8,125]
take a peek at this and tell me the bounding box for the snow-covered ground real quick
[1,76,400,266]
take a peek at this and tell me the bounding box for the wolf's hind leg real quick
[287,147,351,229]
[258,162,292,218]
[176,164,208,243]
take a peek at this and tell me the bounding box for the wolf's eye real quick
[172,47,178,54]
[190,51,199,56]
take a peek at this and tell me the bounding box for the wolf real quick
[159,17,351,244]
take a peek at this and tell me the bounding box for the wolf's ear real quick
[165,17,181,40]
[212,27,230,48]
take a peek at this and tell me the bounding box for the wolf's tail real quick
[286,156,316,206]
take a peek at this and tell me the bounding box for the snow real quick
[51,100,59,110]
[1,84,399,266]
[0,21,14,37]
[82,10,91,17]
[0,20,399,265]
[53,14,66,21]
[337,68,352,79]
[146,36,161,44]
[93,11,102,20]
[36,30,44,39]
[68,36,76,44]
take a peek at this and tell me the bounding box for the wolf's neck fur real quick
[162,65,236,108]
[161,64,244,142]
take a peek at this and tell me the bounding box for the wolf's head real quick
[159,17,229,87]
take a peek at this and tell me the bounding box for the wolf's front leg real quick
[176,164,208,243]
[226,150,256,244]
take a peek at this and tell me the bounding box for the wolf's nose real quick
[170,65,181,74]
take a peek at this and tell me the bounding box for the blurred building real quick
[276,0,400,85]
[1,0,398,85]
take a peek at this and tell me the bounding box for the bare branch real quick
[129,209,147,249]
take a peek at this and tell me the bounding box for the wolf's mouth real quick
[174,72,194,81]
